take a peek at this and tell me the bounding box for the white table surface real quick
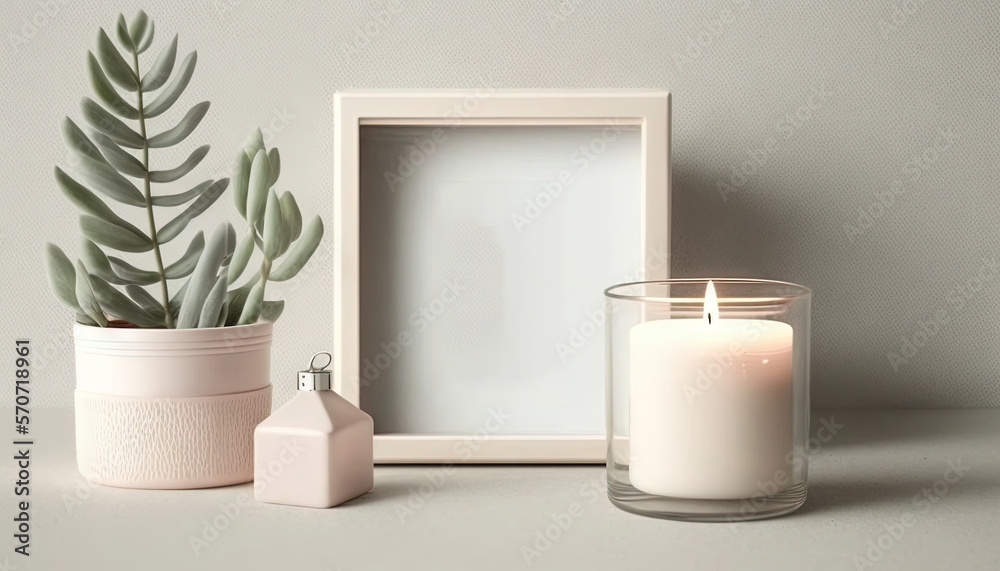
[4,409,998,571]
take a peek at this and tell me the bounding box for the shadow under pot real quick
[73,322,273,489]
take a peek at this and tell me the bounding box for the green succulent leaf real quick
[80,238,125,285]
[76,313,101,327]
[61,118,104,163]
[277,216,291,258]
[231,150,251,219]
[74,151,145,206]
[82,97,143,149]
[84,241,158,288]
[134,15,155,53]
[262,189,282,260]
[107,257,159,285]
[163,231,205,279]
[237,280,264,325]
[243,129,264,160]
[143,51,196,118]
[176,224,230,329]
[90,132,146,178]
[223,274,260,326]
[140,34,177,91]
[95,28,137,91]
[129,11,150,51]
[44,244,80,310]
[89,275,162,327]
[115,14,134,52]
[215,299,229,327]
[252,221,264,250]
[225,223,237,258]
[269,215,323,281]
[81,215,152,253]
[75,261,108,327]
[266,148,280,187]
[198,275,229,328]
[86,52,139,119]
[54,167,146,235]
[246,150,270,224]
[125,284,165,318]
[157,178,228,243]
[279,190,302,243]
[260,300,284,322]
[147,101,209,148]
[150,179,212,207]
[169,279,189,315]
[149,145,208,183]
[227,231,255,283]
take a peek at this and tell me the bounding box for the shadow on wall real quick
[667,161,994,408]
[669,161,806,280]
[669,159,849,397]
[669,142,1000,408]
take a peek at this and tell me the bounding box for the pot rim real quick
[74,321,273,356]
[73,321,273,396]
[74,321,272,341]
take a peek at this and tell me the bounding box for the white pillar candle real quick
[628,281,794,500]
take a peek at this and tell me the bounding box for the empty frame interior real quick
[359,124,641,436]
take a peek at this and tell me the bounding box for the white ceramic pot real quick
[73,322,273,489]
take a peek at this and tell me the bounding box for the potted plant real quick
[43,11,323,489]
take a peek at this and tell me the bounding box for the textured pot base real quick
[75,386,272,489]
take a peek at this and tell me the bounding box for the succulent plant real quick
[223,129,325,328]
[44,11,323,329]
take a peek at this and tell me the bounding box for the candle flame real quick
[703,280,718,325]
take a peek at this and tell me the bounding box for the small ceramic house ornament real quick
[254,352,374,508]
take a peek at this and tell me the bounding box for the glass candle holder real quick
[604,279,811,522]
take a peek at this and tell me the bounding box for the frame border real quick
[334,90,670,463]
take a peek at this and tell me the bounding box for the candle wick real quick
[708,313,712,325]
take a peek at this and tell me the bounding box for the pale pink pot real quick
[73,322,273,489]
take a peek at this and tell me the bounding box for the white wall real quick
[1,0,998,408]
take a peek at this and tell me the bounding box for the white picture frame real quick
[334,90,670,463]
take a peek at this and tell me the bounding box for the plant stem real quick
[132,51,174,328]
[259,258,271,293]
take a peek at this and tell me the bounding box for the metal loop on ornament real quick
[309,351,332,372]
